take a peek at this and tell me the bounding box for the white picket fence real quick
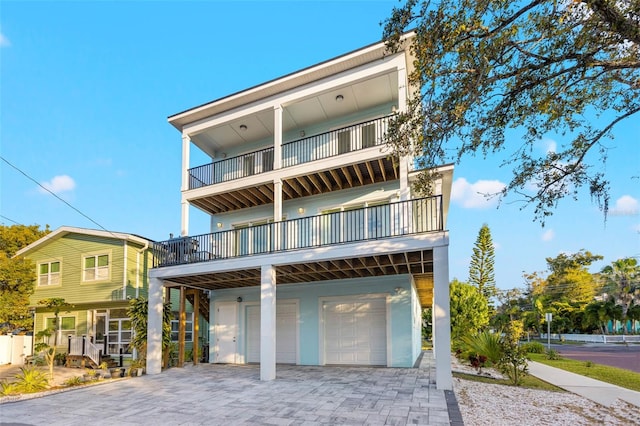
[0,335,33,365]
[540,333,640,343]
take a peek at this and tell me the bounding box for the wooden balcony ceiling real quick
[190,157,398,215]
[163,249,434,306]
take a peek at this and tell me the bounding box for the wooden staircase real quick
[185,289,209,320]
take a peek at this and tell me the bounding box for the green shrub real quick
[545,349,561,360]
[12,367,49,393]
[461,331,504,365]
[521,341,545,354]
[63,376,84,386]
[585,360,594,368]
[0,381,18,396]
[499,344,529,386]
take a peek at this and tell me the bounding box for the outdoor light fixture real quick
[298,207,305,214]
[237,297,243,303]
[216,222,223,228]
[239,124,248,131]
[335,94,344,102]
[300,130,305,137]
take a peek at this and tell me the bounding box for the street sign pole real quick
[545,313,552,350]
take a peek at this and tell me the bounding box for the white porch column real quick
[273,105,282,170]
[260,264,276,381]
[181,133,191,236]
[274,179,283,250]
[433,245,452,390]
[146,276,164,375]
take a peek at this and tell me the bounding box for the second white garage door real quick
[246,302,298,364]
[323,297,387,366]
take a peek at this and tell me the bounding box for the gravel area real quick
[452,360,640,426]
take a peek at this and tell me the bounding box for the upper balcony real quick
[187,115,398,215]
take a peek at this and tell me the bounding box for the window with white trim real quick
[44,316,76,345]
[83,254,109,281]
[171,312,193,342]
[38,261,60,286]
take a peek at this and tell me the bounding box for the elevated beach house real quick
[147,32,454,389]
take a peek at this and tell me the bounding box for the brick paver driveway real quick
[0,362,450,425]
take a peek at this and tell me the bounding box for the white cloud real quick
[543,138,557,154]
[39,175,76,194]
[609,195,639,216]
[0,32,10,47]
[451,177,506,209]
[541,229,555,242]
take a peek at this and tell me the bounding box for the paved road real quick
[550,343,640,373]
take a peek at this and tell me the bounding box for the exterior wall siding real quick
[209,275,416,368]
[28,234,149,305]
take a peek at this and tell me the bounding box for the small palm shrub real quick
[63,376,84,386]
[0,381,18,396]
[461,331,504,366]
[521,341,545,354]
[12,367,49,393]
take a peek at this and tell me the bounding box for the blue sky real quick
[1,1,638,291]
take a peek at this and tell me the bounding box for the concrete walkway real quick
[0,354,453,425]
[528,361,640,408]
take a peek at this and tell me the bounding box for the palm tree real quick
[601,258,640,333]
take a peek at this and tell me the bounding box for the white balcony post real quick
[260,264,276,381]
[433,245,452,390]
[146,277,164,375]
[181,133,191,236]
[274,105,282,170]
[274,179,283,250]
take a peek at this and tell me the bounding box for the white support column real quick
[260,264,276,381]
[433,245,452,390]
[181,133,191,236]
[273,105,282,170]
[146,276,164,375]
[274,179,283,250]
[397,64,411,201]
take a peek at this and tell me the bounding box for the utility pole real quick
[545,312,552,350]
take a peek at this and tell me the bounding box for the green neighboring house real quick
[15,226,153,363]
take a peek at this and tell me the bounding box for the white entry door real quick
[215,302,238,363]
[323,297,387,365]
[246,302,298,364]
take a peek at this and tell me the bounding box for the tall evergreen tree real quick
[469,224,497,304]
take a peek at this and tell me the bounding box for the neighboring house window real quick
[44,316,76,345]
[171,312,193,342]
[83,254,109,281]
[38,261,60,286]
[107,308,132,355]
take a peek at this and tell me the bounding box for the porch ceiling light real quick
[239,124,248,131]
[335,94,344,103]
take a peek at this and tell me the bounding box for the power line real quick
[1,155,111,233]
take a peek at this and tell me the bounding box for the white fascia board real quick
[182,54,406,138]
[14,226,151,258]
[149,231,449,280]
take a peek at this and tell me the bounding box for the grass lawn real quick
[528,353,640,392]
[452,371,562,391]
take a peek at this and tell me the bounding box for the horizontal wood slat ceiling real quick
[164,250,434,306]
[190,157,398,215]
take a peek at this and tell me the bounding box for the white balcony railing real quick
[153,196,442,268]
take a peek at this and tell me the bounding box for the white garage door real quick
[246,302,298,364]
[323,297,387,365]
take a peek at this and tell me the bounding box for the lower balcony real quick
[152,196,443,269]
